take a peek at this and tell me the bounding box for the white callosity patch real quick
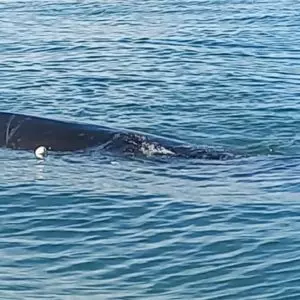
[140,141,174,156]
[118,133,175,156]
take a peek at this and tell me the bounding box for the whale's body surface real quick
[0,111,235,160]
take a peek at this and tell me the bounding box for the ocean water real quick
[1,0,300,299]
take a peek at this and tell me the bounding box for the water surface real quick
[1,1,300,299]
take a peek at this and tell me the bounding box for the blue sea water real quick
[1,0,300,299]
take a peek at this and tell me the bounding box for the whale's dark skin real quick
[0,111,236,160]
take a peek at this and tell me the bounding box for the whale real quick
[0,111,236,160]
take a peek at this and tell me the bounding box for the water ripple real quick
[1,0,300,299]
